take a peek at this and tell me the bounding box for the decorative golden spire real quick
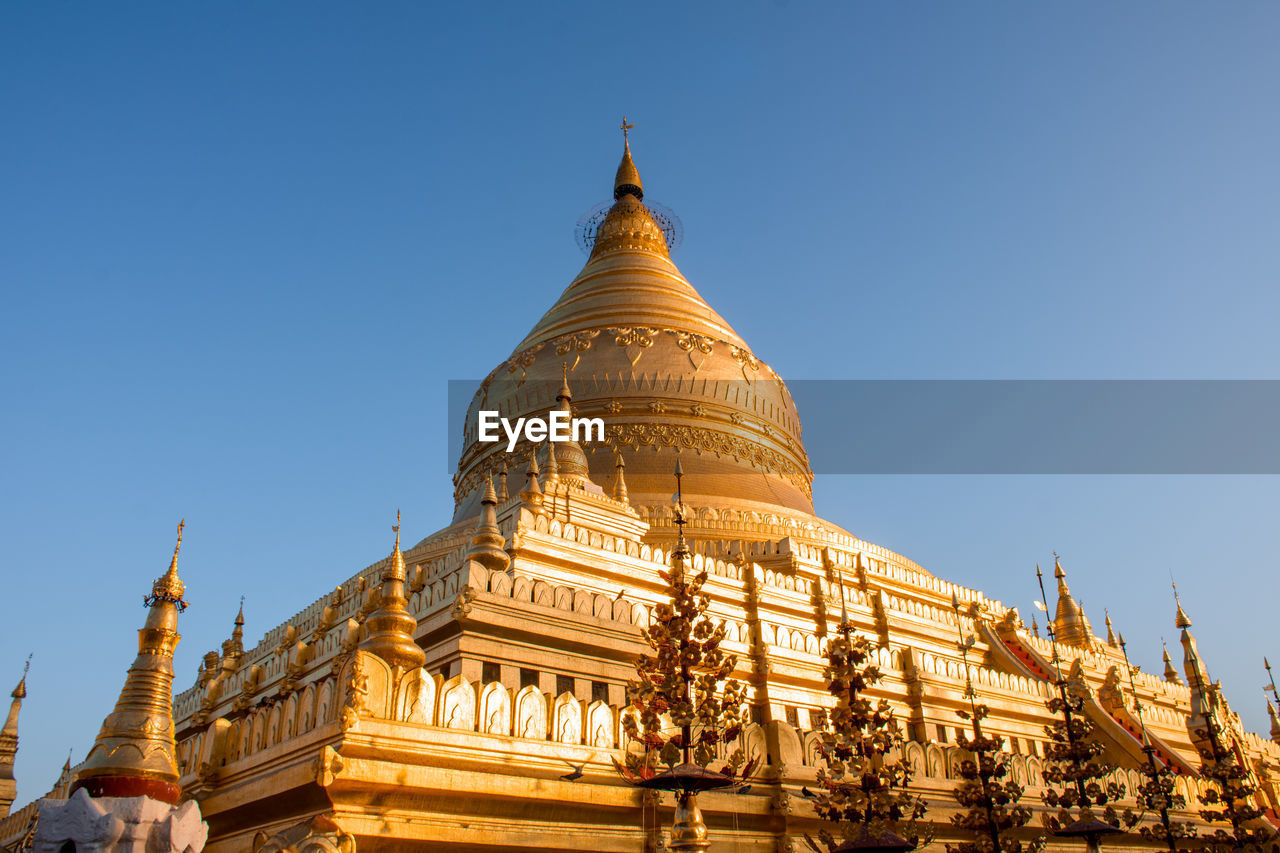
[520,453,543,505]
[151,518,187,606]
[538,364,593,489]
[496,460,510,502]
[1050,554,1094,648]
[1172,583,1211,719]
[2,656,29,737]
[557,361,572,407]
[614,116,643,201]
[584,119,671,261]
[359,511,427,671]
[229,595,245,655]
[542,436,559,484]
[1104,609,1117,647]
[1173,583,1192,629]
[1161,639,1182,684]
[9,657,28,702]
[1,656,30,817]
[72,521,188,804]
[467,476,511,572]
[611,451,629,503]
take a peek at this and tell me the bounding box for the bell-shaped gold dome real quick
[453,135,813,525]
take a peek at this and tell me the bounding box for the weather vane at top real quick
[621,116,635,141]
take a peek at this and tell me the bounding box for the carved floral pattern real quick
[609,327,659,348]
[668,329,715,354]
[553,329,600,355]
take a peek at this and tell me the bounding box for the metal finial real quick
[612,120,644,201]
[673,461,685,521]
[1034,561,1064,675]
[950,591,980,712]
[558,361,572,402]
[10,654,31,699]
[671,461,688,559]
[835,572,851,634]
[146,519,188,610]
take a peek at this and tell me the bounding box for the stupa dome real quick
[453,135,813,524]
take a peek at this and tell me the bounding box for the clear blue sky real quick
[3,3,1278,800]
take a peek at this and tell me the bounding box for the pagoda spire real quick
[557,361,572,408]
[1172,583,1212,718]
[1267,700,1280,745]
[1174,586,1192,629]
[495,460,510,502]
[614,116,643,201]
[1104,610,1117,646]
[0,657,31,818]
[232,596,245,651]
[520,452,543,506]
[1051,554,1093,648]
[1,657,28,737]
[467,476,511,572]
[1161,639,1182,684]
[542,436,559,485]
[72,521,189,804]
[360,511,427,672]
[611,451,630,503]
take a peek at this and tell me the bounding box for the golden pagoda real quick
[72,521,189,804]
[3,127,1279,853]
[6,522,209,853]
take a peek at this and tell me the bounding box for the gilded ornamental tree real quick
[1116,635,1196,853]
[615,463,751,851]
[1035,564,1130,853]
[946,595,1043,853]
[805,586,929,853]
[1184,682,1274,853]
[1039,662,1130,836]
